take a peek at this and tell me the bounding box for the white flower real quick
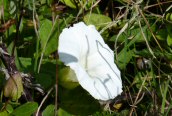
[58,22,122,101]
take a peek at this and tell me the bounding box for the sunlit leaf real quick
[117,49,134,70]
[0,110,8,116]
[166,13,172,21]
[42,104,55,116]
[39,19,59,56]
[17,57,32,70]
[60,0,76,8]
[84,13,112,29]
[59,67,79,89]
[5,104,13,114]
[39,19,52,52]
[44,21,59,56]
[167,34,172,46]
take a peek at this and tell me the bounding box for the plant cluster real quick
[0,0,172,115]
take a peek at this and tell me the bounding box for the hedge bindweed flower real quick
[58,22,122,101]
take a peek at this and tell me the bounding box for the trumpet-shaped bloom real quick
[58,22,122,101]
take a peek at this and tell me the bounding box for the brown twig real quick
[0,19,16,33]
[144,1,172,10]
[129,74,147,116]
[138,8,163,52]
[0,43,17,75]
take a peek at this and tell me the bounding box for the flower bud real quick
[4,73,23,101]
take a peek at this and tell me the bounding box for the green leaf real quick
[40,0,47,4]
[60,0,76,8]
[9,0,16,15]
[59,86,101,115]
[84,13,112,29]
[36,73,53,90]
[0,0,9,9]
[110,25,152,43]
[17,57,32,70]
[0,110,9,116]
[36,61,56,89]
[156,28,167,40]
[60,0,92,9]
[42,105,55,116]
[117,49,134,70]
[39,19,52,52]
[167,34,172,46]
[59,67,79,89]
[12,102,38,116]
[58,108,72,116]
[166,13,172,21]
[166,23,172,37]
[44,21,60,56]
[5,104,13,114]
[135,48,172,61]
[39,19,59,56]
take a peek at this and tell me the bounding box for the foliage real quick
[0,0,172,115]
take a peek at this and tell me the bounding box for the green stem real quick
[161,80,169,114]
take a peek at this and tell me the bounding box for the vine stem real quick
[12,0,24,56]
[55,57,58,116]
[35,87,54,116]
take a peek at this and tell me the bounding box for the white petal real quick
[58,22,122,100]
[68,62,122,100]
